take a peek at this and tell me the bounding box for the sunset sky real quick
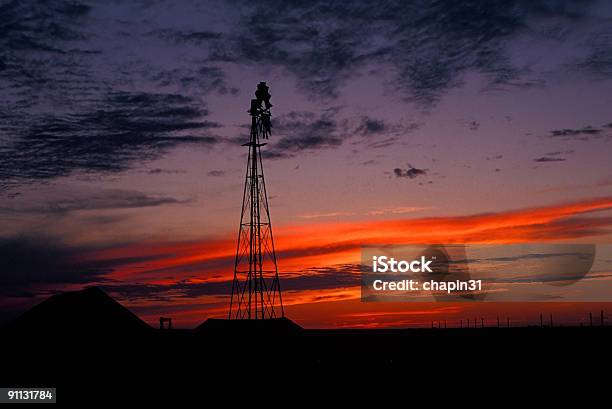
[1,0,612,328]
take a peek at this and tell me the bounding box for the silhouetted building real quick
[4,287,152,334]
[196,317,301,333]
[160,317,173,329]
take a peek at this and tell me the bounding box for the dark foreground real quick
[2,287,610,400]
[2,325,611,400]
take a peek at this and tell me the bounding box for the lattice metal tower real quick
[228,82,284,319]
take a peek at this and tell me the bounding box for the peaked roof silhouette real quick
[196,317,302,333]
[5,287,152,334]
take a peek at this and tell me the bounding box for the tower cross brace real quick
[228,83,283,319]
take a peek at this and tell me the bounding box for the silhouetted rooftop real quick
[196,317,302,333]
[4,287,152,334]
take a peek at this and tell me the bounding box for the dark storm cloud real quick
[393,165,428,179]
[0,91,220,190]
[222,0,598,103]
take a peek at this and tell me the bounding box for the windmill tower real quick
[228,82,284,319]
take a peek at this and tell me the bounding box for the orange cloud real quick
[86,196,612,284]
[73,196,612,328]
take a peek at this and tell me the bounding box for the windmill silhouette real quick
[228,82,284,319]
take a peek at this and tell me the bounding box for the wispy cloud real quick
[2,0,611,191]
[299,211,354,219]
[264,109,347,158]
[393,165,428,179]
[146,28,222,44]
[15,195,612,293]
[4,197,612,326]
[222,1,584,102]
[0,235,109,296]
[0,92,220,190]
[534,156,566,163]
[547,126,603,140]
[299,206,431,219]
[366,206,431,216]
[537,178,612,194]
[0,189,191,215]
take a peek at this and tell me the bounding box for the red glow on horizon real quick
[69,196,612,328]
